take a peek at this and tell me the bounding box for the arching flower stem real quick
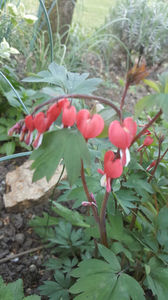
[32,94,121,119]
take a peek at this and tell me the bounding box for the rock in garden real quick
[15,233,25,245]
[3,160,66,211]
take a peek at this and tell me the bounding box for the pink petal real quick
[123,117,137,140]
[108,120,131,149]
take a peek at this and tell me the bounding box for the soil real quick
[0,158,53,298]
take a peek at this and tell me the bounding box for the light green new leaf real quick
[164,81,168,93]
[143,79,161,92]
[52,203,90,228]
[135,94,168,118]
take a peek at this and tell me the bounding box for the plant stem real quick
[148,138,162,183]
[80,160,100,224]
[129,206,139,231]
[0,71,29,114]
[39,0,53,62]
[160,147,168,161]
[32,94,121,119]
[120,82,129,118]
[131,109,162,145]
[99,190,110,247]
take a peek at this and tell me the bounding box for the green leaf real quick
[31,129,90,185]
[157,206,168,229]
[52,203,90,228]
[107,214,124,240]
[29,212,58,227]
[98,244,121,272]
[98,107,117,138]
[0,141,15,155]
[7,279,24,300]
[0,276,13,300]
[109,273,145,300]
[146,257,168,300]
[143,79,160,92]
[111,241,134,262]
[23,296,41,300]
[156,206,168,249]
[164,81,168,93]
[135,93,168,118]
[70,256,145,300]
[39,280,70,300]
[113,190,138,214]
[23,62,101,94]
[63,130,90,185]
[123,174,153,194]
[31,129,65,182]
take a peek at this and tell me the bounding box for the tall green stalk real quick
[39,0,54,62]
[0,71,29,114]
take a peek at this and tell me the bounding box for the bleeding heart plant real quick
[5,60,168,299]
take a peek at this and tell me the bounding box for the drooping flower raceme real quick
[8,98,74,149]
[76,109,104,141]
[98,150,123,192]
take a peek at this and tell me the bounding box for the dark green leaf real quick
[63,130,90,185]
[39,280,69,300]
[98,244,121,272]
[70,257,145,300]
[31,129,90,185]
[23,296,41,300]
[146,257,168,300]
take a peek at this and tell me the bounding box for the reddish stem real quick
[99,190,110,247]
[80,160,100,224]
[32,94,121,119]
[120,82,130,118]
[131,109,162,145]
[148,138,162,183]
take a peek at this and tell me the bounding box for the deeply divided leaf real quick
[30,129,90,185]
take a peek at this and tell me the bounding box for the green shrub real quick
[105,0,168,65]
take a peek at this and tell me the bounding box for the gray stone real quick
[15,233,25,244]
[3,160,66,210]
